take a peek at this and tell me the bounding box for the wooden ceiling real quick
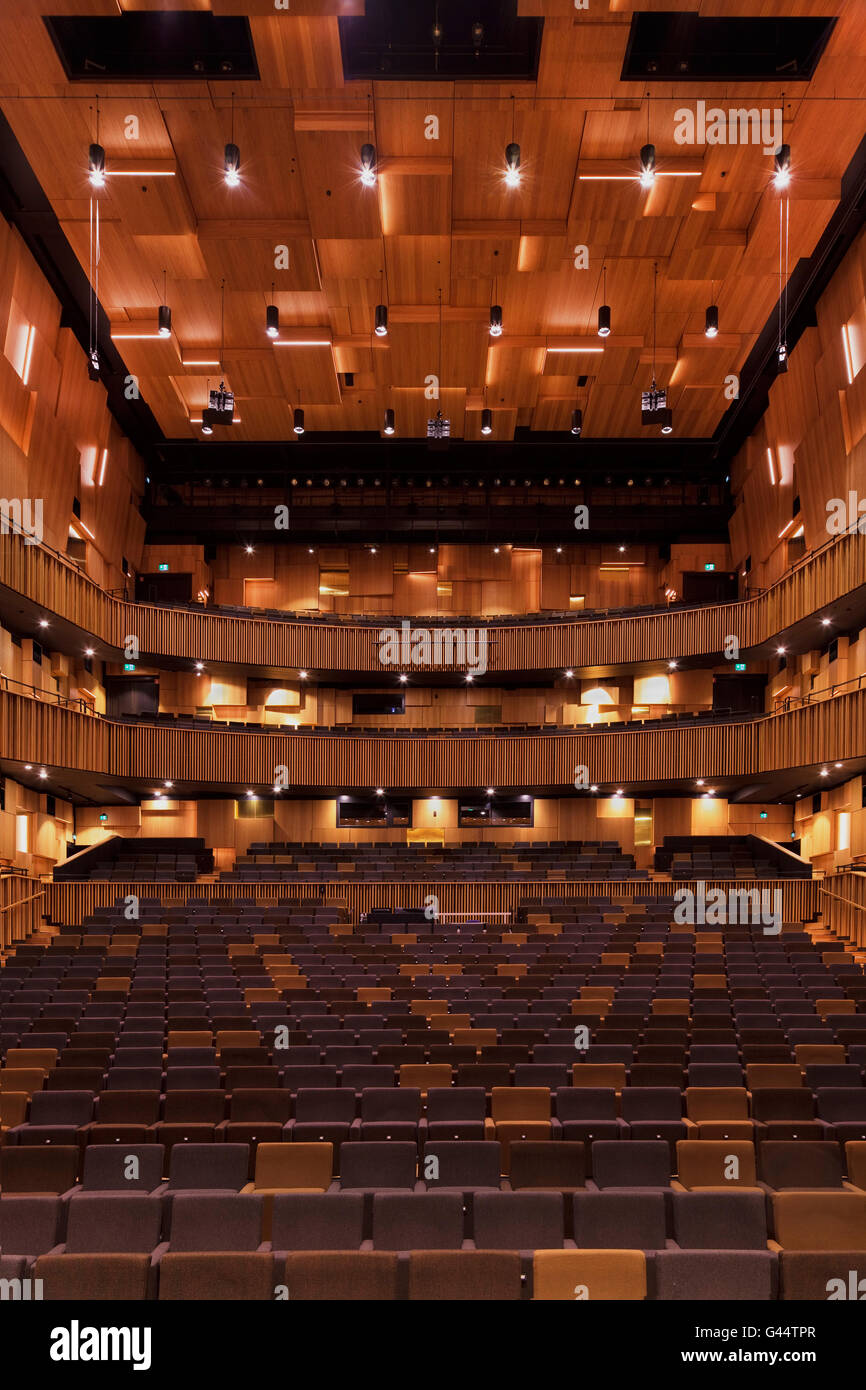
[1,0,865,443]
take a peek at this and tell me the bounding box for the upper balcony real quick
[1,526,864,680]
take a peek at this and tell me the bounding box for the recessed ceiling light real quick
[84,647,94,657]
[299,670,308,680]
[398,674,408,683]
[564,670,574,678]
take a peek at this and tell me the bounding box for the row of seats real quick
[5,1087,866,1152]
[5,1171,866,1299]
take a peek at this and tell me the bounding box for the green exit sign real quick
[704,562,715,571]
[158,562,170,572]
[760,812,768,820]
[99,814,108,823]
[734,662,746,672]
[123,663,136,672]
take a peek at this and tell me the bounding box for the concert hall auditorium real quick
[1,0,866,1320]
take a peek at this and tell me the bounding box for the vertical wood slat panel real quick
[0,527,863,673]
[43,877,820,929]
[1,687,861,788]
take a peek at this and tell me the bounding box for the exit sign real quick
[760,812,768,820]
[158,562,169,572]
[123,663,136,672]
[704,562,715,571]
[734,662,746,672]
[99,813,108,823]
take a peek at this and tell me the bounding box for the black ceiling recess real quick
[339,0,543,82]
[622,11,835,82]
[44,12,259,82]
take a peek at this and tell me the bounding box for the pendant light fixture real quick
[360,94,377,186]
[504,95,521,187]
[224,91,240,186]
[266,283,279,339]
[158,269,171,337]
[704,282,718,338]
[597,264,611,337]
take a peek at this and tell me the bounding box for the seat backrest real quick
[82,1145,165,1191]
[490,1087,551,1122]
[675,1140,757,1189]
[168,1193,263,1251]
[591,1140,671,1189]
[758,1141,844,1190]
[772,1191,866,1250]
[270,1193,365,1252]
[167,1143,249,1191]
[473,1191,564,1250]
[65,1194,163,1253]
[532,1250,646,1300]
[252,1141,332,1191]
[671,1189,768,1250]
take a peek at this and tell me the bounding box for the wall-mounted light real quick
[571,409,582,436]
[481,408,492,435]
[374,304,388,337]
[489,304,503,337]
[383,408,395,435]
[266,304,280,339]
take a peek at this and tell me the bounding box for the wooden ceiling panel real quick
[0,1,860,440]
[373,84,455,157]
[380,164,451,237]
[272,340,341,404]
[486,343,547,408]
[385,236,451,306]
[198,231,321,293]
[294,130,383,239]
[248,16,346,91]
